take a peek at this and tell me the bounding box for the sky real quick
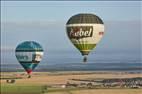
[1,1,141,54]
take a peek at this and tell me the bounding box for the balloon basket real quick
[83,56,87,63]
[28,75,31,78]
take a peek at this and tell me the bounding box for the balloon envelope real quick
[66,13,104,62]
[15,41,43,75]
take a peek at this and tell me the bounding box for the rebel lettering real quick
[67,26,93,39]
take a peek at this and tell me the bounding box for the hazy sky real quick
[1,1,141,53]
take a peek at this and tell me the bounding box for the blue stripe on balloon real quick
[16,41,43,51]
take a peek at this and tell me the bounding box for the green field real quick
[1,84,45,94]
[1,84,79,94]
[1,84,142,94]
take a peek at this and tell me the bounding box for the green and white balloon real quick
[66,13,104,62]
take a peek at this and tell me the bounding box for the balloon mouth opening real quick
[26,69,32,74]
[26,69,32,78]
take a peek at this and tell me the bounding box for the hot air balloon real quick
[66,13,104,63]
[15,41,43,78]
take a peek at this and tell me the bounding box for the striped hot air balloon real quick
[66,13,104,62]
[15,41,43,78]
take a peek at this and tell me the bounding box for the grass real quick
[47,88,142,94]
[1,84,142,94]
[47,87,84,93]
[1,84,44,94]
[70,89,142,94]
